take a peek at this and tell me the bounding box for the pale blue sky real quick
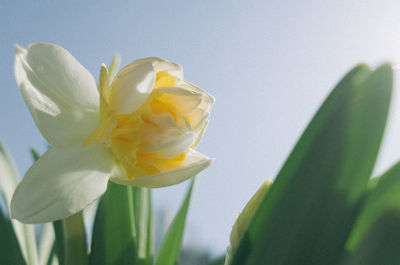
[2,0,400,256]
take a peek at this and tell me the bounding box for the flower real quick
[11,43,214,224]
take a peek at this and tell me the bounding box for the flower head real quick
[11,43,214,223]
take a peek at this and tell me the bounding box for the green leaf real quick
[208,256,226,265]
[30,148,40,161]
[341,208,400,265]
[0,208,26,265]
[0,141,38,265]
[89,196,106,265]
[131,187,153,265]
[347,160,400,249]
[53,220,65,265]
[53,212,88,265]
[63,212,88,265]
[89,182,137,265]
[231,64,392,265]
[38,223,56,265]
[155,179,196,265]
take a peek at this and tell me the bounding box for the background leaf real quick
[341,209,400,265]
[231,64,392,265]
[346,160,400,249]
[208,255,226,265]
[0,206,26,265]
[53,220,65,265]
[38,223,56,265]
[0,141,38,265]
[131,187,153,265]
[63,212,88,265]
[154,179,195,265]
[88,195,106,265]
[53,213,88,265]
[89,182,137,265]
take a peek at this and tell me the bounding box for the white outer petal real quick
[10,143,114,224]
[110,150,212,188]
[14,43,99,147]
[109,57,185,114]
[109,60,156,114]
[123,57,183,79]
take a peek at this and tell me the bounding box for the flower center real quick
[85,70,196,179]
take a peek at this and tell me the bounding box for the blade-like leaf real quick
[30,148,40,161]
[38,223,56,265]
[154,179,195,265]
[131,187,153,265]
[208,256,226,265]
[63,212,88,265]
[53,220,65,265]
[89,182,137,265]
[0,141,38,265]
[0,207,26,265]
[342,208,400,265]
[347,160,400,249]
[53,212,88,265]
[88,196,106,265]
[231,64,392,265]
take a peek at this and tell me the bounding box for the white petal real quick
[176,80,214,113]
[108,57,185,115]
[14,43,100,147]
[175,81,214,147]
[10,144,113,224]
[192,119,209,148]
[140,131,195,158]
[154,59,183,80]
[123,57,183,79]
[187,109,210,131]
[110,150,212,188]
[153,87,203,114]
[109,59,156,114]
[140,111,194,157]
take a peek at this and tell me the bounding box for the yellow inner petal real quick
[154,70,176,89]
[85,69,194,180]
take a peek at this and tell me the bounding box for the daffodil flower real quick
[11,43,214,224]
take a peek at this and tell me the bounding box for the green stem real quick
[63,212,88,265]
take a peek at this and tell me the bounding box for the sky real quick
[2,0,400,256]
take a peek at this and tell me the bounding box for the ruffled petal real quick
[124,57,183,79]
[109,57,185,115]
[152,87,203,114]
[10,144,113,224]
[176,80,214,113]
[110,150,212,188]
[14,43,99,147]
[109,59,156,114]
[175,80,214,147]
